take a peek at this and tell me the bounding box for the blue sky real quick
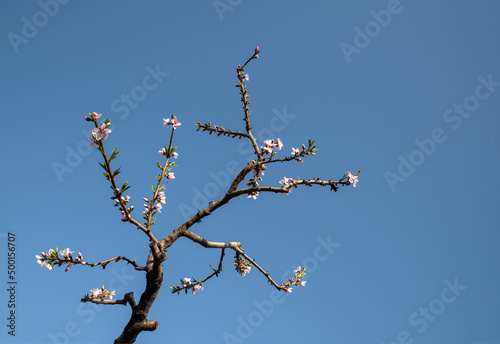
[1,1,500,343]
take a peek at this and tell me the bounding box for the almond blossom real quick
[88,136,99,147]
[260,138,283,158]
[234,256,252,276]
[163,116,181,129]
[157,191,166,204]
[192,284,203,295]
[166,172,175,182]
[89,286,116,300]
[35,247,86,271]
[348,172,358,188]
[247,193,259,200]
[92,123,112,140]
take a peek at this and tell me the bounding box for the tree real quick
[35,47,362,343]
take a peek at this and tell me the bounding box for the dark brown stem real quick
[85,256,146,271]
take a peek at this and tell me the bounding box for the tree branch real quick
[234,247,287,291]
[195,121,249,139]
[85,256,146,271]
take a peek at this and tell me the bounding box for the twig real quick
[86,255,146,271]
[234,247,287,291]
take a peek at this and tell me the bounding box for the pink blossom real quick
[247,193,259,200]
[92,123,112,140]
[109,291,116,299]
[88,136,98,147]
[171,152,178,159]
[234,256,252,276]
[255,46,260,54]
[60,248,73,259]
[285,288,292,295]
[158,148,167,156]
[91,112,102,119]
[163,116,181,129]
[299,281,307,288]
[348,172,358,188]
[153,203,162,213]
[91,288,102,298]
[157,191,166,204]
[243,74,249,81]
[166,172,175,182]
[192,284,203,295]
[75,252,84,263]
[279,177,292,187]
[251,168,264,178]
[184,278,192,286]
[276,138,283,151]
[291,147,300,155]
[115,195,130,206]
[293,266,302,275]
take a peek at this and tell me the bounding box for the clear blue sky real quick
[1,1,500,343]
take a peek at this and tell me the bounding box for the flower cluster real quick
[290,140,317,164]
[347,172,359,187]
[113,194,135,221]
[159,148,179,160]
[260,138,283,159]
[246,166,266,200]
[86,113,112,147]
[281,266,307,295]
[88,285,116,300]
[163,115,181,129]
[279,176,294,194]
[170,277,203,295]
[84,111,102,121]
[234,255,252,277]
[36,247,86,272]
[142,191,167,218]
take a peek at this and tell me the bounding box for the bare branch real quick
[81,292,136,308]
[181,230,241,250]
[234,247,287,291]
[85,256,146,271]
[171,248,226,295]
[235,51,264,161]
[195,121,249,139]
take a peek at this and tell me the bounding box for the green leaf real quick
[110,149,120,160]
